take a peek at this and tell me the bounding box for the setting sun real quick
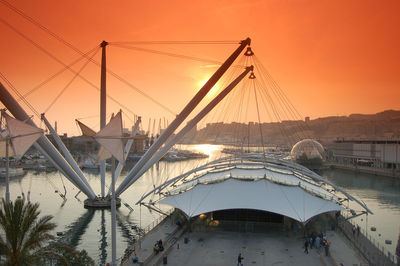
[193,144,220,159]
[197,78,221,99]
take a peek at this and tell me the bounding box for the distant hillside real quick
[181,110,400,147]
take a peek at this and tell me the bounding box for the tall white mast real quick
[121,66,253,192]
[116,38,251,196]
[0,82,97,199]
[100,40,108,198]
[5,137,10,203]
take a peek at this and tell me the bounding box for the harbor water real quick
[0,144,399,264]
[322,168,400,258]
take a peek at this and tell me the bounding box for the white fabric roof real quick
[95,111,124,162]
[173,166,336,201]
[160,178,344,223]
[1,113,43,159]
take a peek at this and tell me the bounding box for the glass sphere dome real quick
[290,139,325,160]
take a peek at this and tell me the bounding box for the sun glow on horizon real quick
[192,144,220,159]
[196,78,221,99]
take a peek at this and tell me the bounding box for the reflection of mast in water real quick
[116,210,138,245]
[58,209,95,247]
[99,209,107,265]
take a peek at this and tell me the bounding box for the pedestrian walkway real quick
[121,211,183,265]
[121,216,368,266]
[159,230,367,266]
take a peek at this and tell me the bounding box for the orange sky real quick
[1,0,399,135]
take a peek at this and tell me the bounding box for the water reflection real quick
[99,210,107,265]
[58,208,95,247]
[116,211,137,245]
[190,144,221,159]
[56,208,139,264]
[322,169,400,209]
[322,168,400,255]
[1,145,399,263]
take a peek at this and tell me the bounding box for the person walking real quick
[304,239,309,254]
[316,236,321,250]
[237,253,244,266]
[325,240,330,256]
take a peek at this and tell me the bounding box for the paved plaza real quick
[122,217,368,266]
[164,230,366,266]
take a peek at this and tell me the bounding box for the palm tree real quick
[0,198,56,265]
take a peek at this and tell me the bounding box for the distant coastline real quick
[180,109,400,146]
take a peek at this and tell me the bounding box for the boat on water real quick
[0,167,25,178]
[33,164,46,172]
[162,148,209,162]
[128,149,208,162]
[79,157,111,170]
[79,158,101,170]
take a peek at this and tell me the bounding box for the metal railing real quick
[337,215,397,265]
[141,208,175,236]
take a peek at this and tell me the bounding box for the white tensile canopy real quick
[160,178,344,223]
[0,113,43,159]
[77,111,125,163]
[95,111,124,162]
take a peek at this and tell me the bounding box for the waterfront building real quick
[328,139,400,176]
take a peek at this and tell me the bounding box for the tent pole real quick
[116,38,251,196]
[111,156,117,265]
[5,138,10,203]
[119,65,253,196]
[0,82,96,199]
[41,114,94,196]
[100,40,108,198]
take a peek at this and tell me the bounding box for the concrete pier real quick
[327,162,400,179]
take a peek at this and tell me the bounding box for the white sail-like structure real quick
[143,155,372,224]
[76,119,112,161]
[77,111,125,163]
[0,135,14,158]
[160,178,344,223]
[1,113,43,159]
[76,120,96,137]
[96,147,112,162]
[94,111,124,163]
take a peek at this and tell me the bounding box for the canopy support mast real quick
[41,113,95,196]
[0,82,96,199]
[120,66,254,195]
[5,137,10,203]
[111,157,117,265]
[100,40,108,198]
[107,116,141,196]
[116,37,251,196]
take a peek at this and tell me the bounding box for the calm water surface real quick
[1,145,399,264]
[322,168,400,256]
[0,144,222,265]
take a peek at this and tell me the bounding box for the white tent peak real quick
[95,111,125,162]
[0,112,43,159]
[76,120,96,137]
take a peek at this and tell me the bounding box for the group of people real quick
[153,239,164,254]
[304,232,330,256]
